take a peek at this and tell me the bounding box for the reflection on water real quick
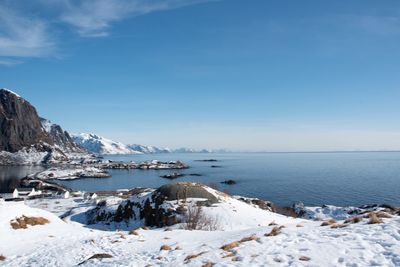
[0,166,45,193]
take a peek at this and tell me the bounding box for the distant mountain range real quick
[72,133,221,155]
[0,88,221,164]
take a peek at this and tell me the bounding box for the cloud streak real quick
[60,0,212,37]
[0,0,212,64]
[0,5,55,59]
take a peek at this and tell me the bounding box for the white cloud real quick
[0,5,55,59]
[60,0,213,37]
[0,0,213,63]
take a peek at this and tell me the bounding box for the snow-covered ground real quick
[0,185,399,267]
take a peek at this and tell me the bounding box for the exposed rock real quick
[40,118,85,153]
[160,172,185,179]
[0,89,53,152]
[157,183,218,205]
[221,179,236,185]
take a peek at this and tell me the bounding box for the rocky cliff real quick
[0,88,86,165]
[0,89,53,152]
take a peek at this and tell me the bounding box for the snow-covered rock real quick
[32,167,110,180]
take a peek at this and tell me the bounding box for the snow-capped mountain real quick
[40,118,85,153]
[72,133,219,155]
[0,88,88,165]
[128,144,171,154]
[72,133,142,155]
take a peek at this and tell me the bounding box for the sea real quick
[1,152,399,207]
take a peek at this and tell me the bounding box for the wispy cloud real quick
[0,0,212,64]
[0,58,23,66]
[0,5,55,60]
[60,0,212,37]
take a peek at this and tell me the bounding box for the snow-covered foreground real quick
[1,187,399,267]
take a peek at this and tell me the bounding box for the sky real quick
[1,0,400,151]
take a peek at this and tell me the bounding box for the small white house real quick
[13,188,36,198]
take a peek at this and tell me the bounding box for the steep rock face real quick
[41,118,85,153]
[0,89,54,152]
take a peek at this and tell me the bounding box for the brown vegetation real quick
[240,235,259,243]
[376,211,393,219]
[344,217,362,224]
[299,256,311,261]
[330,223,349,229]
[129,230,139,236]
[201,262,214,267]
[184,251,207,262]
[320,219,336,226]
[0,255,6,261]
[10,216,50,230]
[160,245,172,251]
[221,241,240,251]
[368,213,383,224]
[265,226,284,237]
[182,205,219,231]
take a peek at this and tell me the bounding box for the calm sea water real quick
[1,152,400,207]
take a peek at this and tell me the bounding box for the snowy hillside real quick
[72,133,142,155]
[1,183,399,266]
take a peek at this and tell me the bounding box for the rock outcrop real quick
[0,88,86,165]
[41,118,85,153]
[0,89,53,152]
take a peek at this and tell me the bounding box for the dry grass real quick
[201,262,214,267]
[221,241,240,251]
[368,213,383,224]
[222,252,236,258]
[10,216,50,230]
[299,256,311,261]
[320,219,337,226]
[231,257,241,262]
[296,224,304,228]
[344,217,363,224]
[129,230,139,236]
[330,223,349,229]
[0,255,6,261]
[376,211,393,219]
[268,221,278,226]
[160,245,172,251]
[175,246,182,250]
[265,226,284,237]
[184,251,207,262]
[240,235,259,243]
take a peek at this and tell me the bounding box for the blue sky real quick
[1,0,400,151]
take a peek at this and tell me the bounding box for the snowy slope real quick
[1,186,399,267]
[72,133,142,155]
